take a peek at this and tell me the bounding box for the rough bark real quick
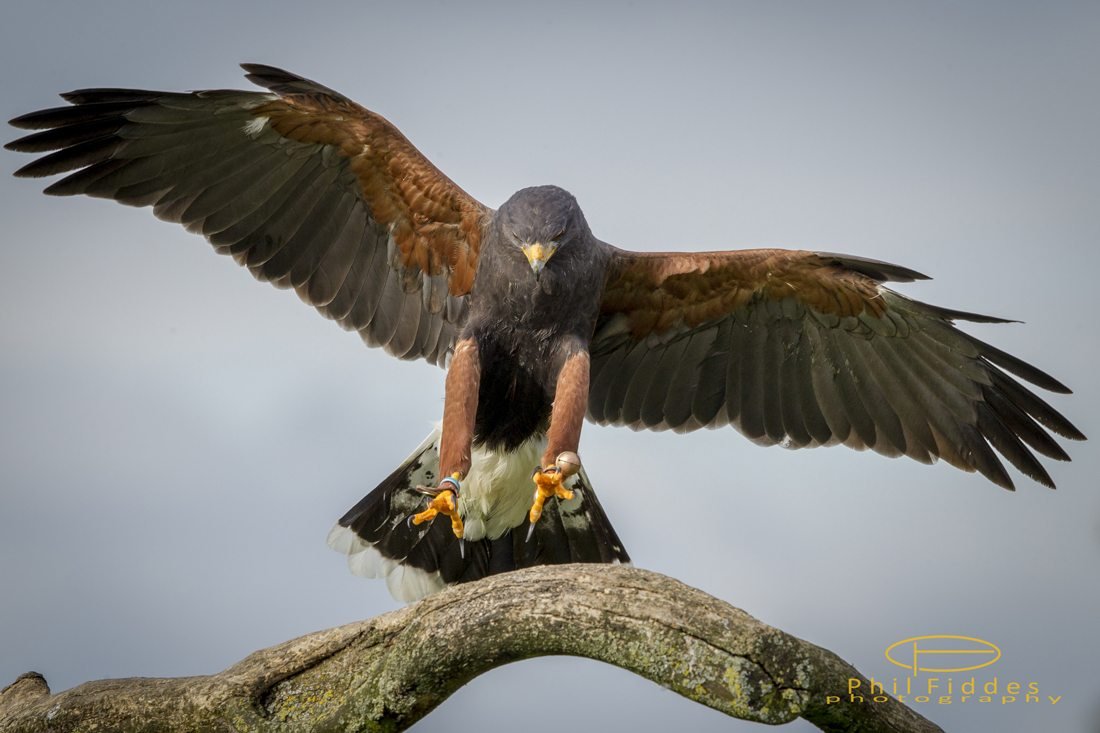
[0,565,941,732]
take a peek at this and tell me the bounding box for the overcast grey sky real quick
[2,2,1098,731]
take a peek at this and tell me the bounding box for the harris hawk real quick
[7,64,1083,602]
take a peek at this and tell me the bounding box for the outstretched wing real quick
[7,64,490,365]
[590,247,1084,489]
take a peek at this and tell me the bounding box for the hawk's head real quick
[497,185,590,280]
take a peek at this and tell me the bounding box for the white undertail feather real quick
[326,525,445,602]
[459,432,547,541]
[327,424,576,602]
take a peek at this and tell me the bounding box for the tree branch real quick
[0,565,941,732]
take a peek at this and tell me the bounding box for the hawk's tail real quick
[326,427,631,602]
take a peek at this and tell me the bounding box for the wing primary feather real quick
[980,385,1070,461]
[46,136,222,201]
[986,369,1084,441]
[975,402,1055,488]
[916,315,1071,395]
[967,335,1073,394]
[59,88,178,105]
[4,117,123,153]
[914,300,1018,325]
[957,424,1015,490]
[40,158,129,197]
[13,136,125,178]
[102,127,271,207]
[9,100,145,130]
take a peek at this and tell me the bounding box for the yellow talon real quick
[411,488,464,539]
[529,468,574,525]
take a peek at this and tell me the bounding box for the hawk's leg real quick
[411,338,480,539]
[528,349,589,526]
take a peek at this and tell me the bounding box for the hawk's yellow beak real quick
[522,242,557,279]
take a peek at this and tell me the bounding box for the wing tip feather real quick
[816,251,932,283]
[240,62,343,98]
